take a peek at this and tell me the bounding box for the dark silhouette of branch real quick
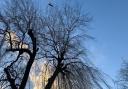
[4,68,17,89]
[19,29,37,89]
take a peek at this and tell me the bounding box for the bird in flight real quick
[48,3,53,7]
[48,0,54,7]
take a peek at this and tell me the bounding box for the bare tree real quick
[38,4,111,89]
[0,0,111,89]
[117,60,128,89]
[0,0,43,89]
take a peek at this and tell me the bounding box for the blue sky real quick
[81,0,128,80]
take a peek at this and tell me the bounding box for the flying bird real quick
[48,3,53,7]
[48,0,53,7]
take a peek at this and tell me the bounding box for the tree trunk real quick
[45,67,60,89]
[19,30,36,89]
[19,57,34,89]
[4,68,17,89]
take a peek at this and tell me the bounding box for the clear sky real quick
[82,0,128,80]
